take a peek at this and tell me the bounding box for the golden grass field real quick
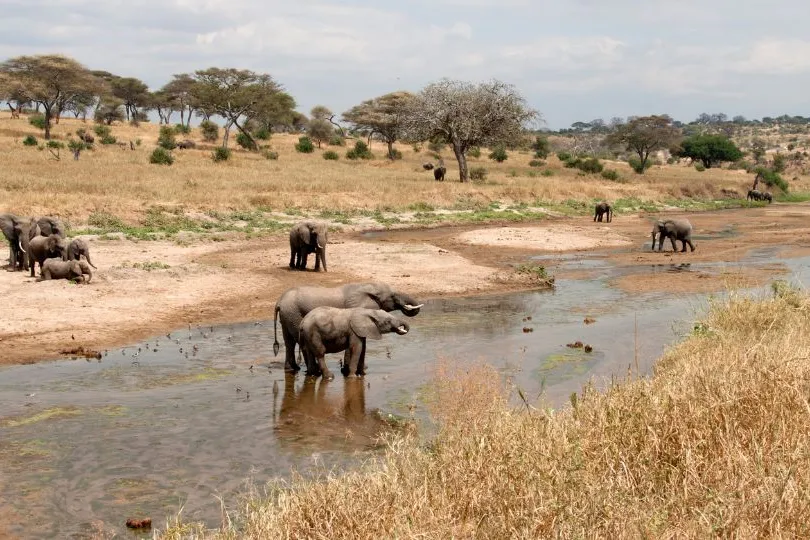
[2,112,807,227]
[159,287,810,538]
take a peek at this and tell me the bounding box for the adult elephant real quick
[593,201,613,223]
[27,234,68,277]
[651,219,695,253]
[762,192,773,203]
[30,216,67,239]
[299,308,410,379]
[273,282,423,372]
[1,213,24,270]
[289,221,328,272]
[13,218,35,271]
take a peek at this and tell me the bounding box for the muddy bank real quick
[1,203,809,366]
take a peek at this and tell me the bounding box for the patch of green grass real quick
[413,209,547,226]
[407,201,435,212]
[318,209,354,224]
[130,261,171,271]
[776,191,810,203]
[2,407,82,427]
[612,197,661,213]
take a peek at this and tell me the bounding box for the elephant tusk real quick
[317,243,324,249]
[397,326,409,334]
[18,240,26,254]
[404,304,423,310]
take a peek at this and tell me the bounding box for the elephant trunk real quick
[272,305,280,356]
[86,253,97,269]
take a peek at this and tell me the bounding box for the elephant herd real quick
[747,189,773,203]
[1,214,96,282]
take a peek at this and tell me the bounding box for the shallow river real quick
[1,244,809,538]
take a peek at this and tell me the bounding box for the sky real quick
[1,0,808,129]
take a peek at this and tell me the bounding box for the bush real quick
[22,135,37,146]
[174,123,191,135]
[157,126,176,150]
[262,149,279,160]
[772,153,787,173]
[532,136,550,159]
[754,166,789,192]
[200,120,219,142]
[528,159,545,167]
[295,136,315,153]
[557,151,572,162]
[601,169,620,181]
[236,132,257,151]
[489,146,508,162]
[469,167,487,182]
[93,125,111,138]
[149,147,174,165]
[346,140,374,160]
[563,157,580,168]
[253,127,271,140]
[212,147,232,162]
[135,138,142,147]
[428,139,445,153]
[67,139,86,153]
[577,158,603,174]
[329,135,345,146]
[411,143,422,153]
[468,146,481,158]
[389,148,403,160]
[323,150,339,160]
[628,156,653,174]
[666,157,676,165]
[694,163,706,172]
[788,143,796,151]
[46,140,65,149]
[28,114,46,130]
[541,169,554,177]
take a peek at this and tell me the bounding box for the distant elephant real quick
[30,216,67,239]
[747,189,763,201]
[289,221,328,272]
[593,201,613,223]
[651,219,695,252]
[273,282,423,372]
[0,213,24,270]
[177,139,196,149]
[38,259,84,283]
[299,307,410,379]
[433,166,446,181]
[422,162,434,170]
[26,234,68,277]
[67,238,97,269]
[762,192,773,203]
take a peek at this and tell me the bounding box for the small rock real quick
[584,317,596,325]
[125,518,152,529]
[584,345,593,353]
[522,327,533,333]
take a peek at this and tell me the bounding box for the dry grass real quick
[159,287,810,538]
[2,112,806,227]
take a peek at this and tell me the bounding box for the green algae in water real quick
[533,350,600,385]
[2,406,83,428]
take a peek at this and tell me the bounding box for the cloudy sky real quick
[1,0,807,128]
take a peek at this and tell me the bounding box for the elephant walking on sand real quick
[289,221,328,272]
[594,202,613,222]
[651,219,695,252]
[299,307,410,379]
[273,282,423,372]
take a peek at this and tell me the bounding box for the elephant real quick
[38,259,85,283]
[762,192,773,203]
[289,221,328,272]
[273,282,423,372]
[747,189,763,201]
[1,213,24,270]
[651,219,695,253]
[433,166,446,181]
[177,139,196,150]
[67,238,97,269]
[12,217,35,271]
[30,216,67,239]
[593,202,613,223]
[298,307,410,379]
[422,162,434,171]
[26,234,68,277]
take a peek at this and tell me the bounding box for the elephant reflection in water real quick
[273,374,383,449]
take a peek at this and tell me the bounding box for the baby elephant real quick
[651,218,695,252]
[67,238,97,269]
[39,259,88,283]
[298,307,410,379]
[593,201,613,222]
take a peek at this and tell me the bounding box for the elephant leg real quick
[314,251,321,271]
[356,338,367,376]
[289,247,296,268]
[317,354,333,380]
[685,239,696,252]
[298,248,308,270]
[341,349,351,377]
[669,237,678,252]
[282,326,300,372]
[316,248,327,272]
[345,338,363,377]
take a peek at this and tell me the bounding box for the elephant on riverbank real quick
[27,234,68,277]
[289,221,328,272]
[594,202,613,223]
[39,259,85,283]
[67,238,97,269]
[651,219,695,252]
[762,192,773,203]
[1,213,24,270]
[747,189,763,201]
[273,282,423,372]
[31,216,67,239]
[299,307,410,379]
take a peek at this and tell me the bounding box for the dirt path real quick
[1,204,808,366]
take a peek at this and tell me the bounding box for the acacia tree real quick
[605,115,681,174]
[676,134,743,168]
[61,90,97,121]
[0,55,98,138]
[307,105,334,148]
[161,74,196,127]
[250,91,297,133]
[343,91,414,159]
[0,74,31,117]
[150,90,177,125]
[404,79,537,182]
[110,77,150,125]
[191,68,286,149]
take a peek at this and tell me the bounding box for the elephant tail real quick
[272,305,280,356]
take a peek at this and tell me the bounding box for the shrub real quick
[529,159,545,167]
[468,146,481,158]
[135,138,142,147]
[489,146,508,162]
[200,120,219,142]
[411,143,422,153]
[323,150,339,160]
[22,135,37,146]
[93,125,111,138]
[346,140,374,160]
[428,139,445,153]
[390,148,403,160]
[253,127,271,140]
[236,132,257,151]
[295,136,315,153]
[67,139,86,153]
[28,114,46,130]
[666,157,676,165]
[787,143,796,151]
[628,156,652,174]
[174,123,191,135]
[601,169,620,181]
[329,135,345,146]
[532,136,550,159]
[469,167,488,182]
[46,140,65,149]
[149,147,174,165]
[557,151,572,162]
[157,126,176,150]
[772,153,787,173]
[694,163,706,172]
[262,149,279,160]
[541,169,554,177]
[754,166,789,192]
[212,147,232,162]
[577,158,604,174]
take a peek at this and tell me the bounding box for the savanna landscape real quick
[2,52,810,538]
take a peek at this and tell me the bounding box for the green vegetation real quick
[677,134,743,168]
[212,147,232,162]
[346,140,374,160]
[149,147,174,165]
[295,135,315,153]
[323,150,339,160]
[488,145,508,162]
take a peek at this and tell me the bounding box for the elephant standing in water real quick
[273,282,423,372]
[651,219,695,252]
[289,221,328,272]
[593,202,613,222]
[299,307,410,379]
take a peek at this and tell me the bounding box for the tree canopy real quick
[404,79,537,181]
[605,115,681,174]
[676,134,743,168]
[343,91,414,160]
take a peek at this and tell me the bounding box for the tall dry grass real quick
[160,288,810,538]
[0,113,801,226]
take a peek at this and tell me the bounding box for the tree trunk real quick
[387,140,394,160]
[231,118,257,150]
[452,143,469,182]
[180,108,185,126]
[54,108,61,124]
[222,123,231,149]
[43,106,52,140]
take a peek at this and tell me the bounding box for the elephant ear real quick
[299,224,311,245]
[349,311,383,340]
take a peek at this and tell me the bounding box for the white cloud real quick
[735,39,810,74]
